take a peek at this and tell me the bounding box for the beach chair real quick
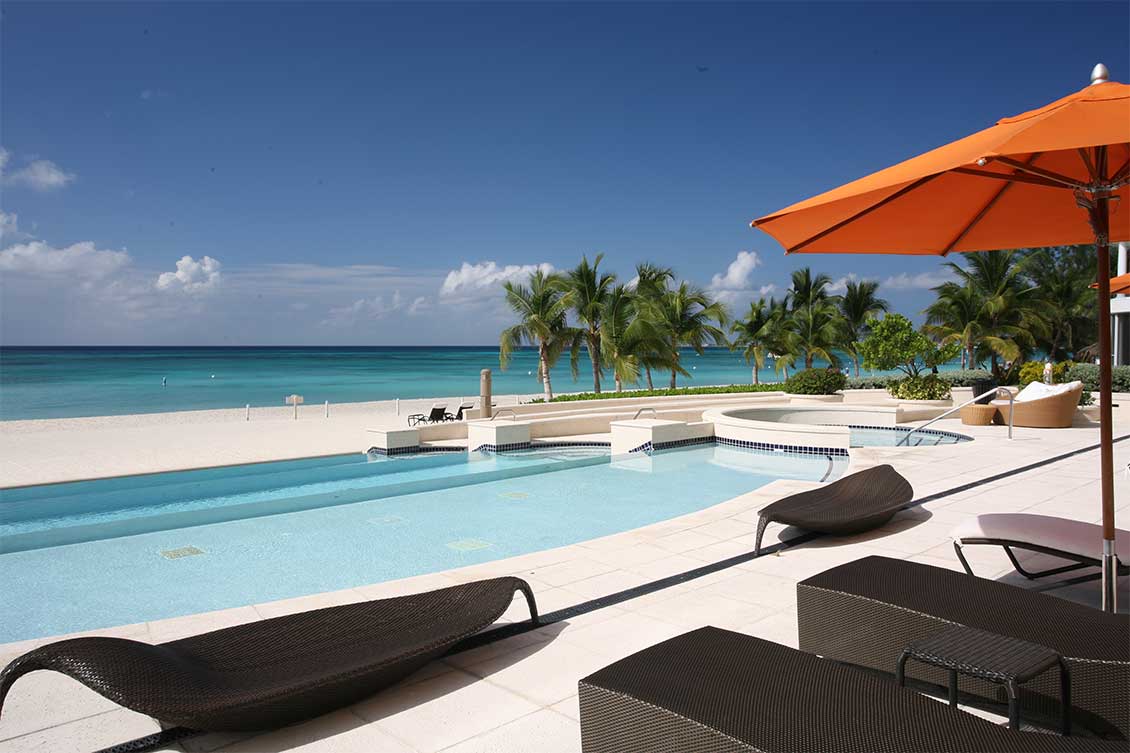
[952,513,1129,586]
[407,404,447,426]
[579,627,1124,752]
[0,577,537,732]
[753,464,914,555]
[449,402,475,421]
[796,555,1130,737]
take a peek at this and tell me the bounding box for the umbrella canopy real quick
[1091,272,1130,295]
[751,64,1129,612]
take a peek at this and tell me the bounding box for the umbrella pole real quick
[1093,191,1117,613]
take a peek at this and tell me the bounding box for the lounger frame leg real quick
[515,581,539,625]
[1059,658,1072,736]
[952,540,975,575]
[754,515,770,557]
[1006,680,1020,730]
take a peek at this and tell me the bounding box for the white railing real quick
[897,387,1013,446]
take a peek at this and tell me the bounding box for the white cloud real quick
[156,255,222,293]
[0,211,31,243]
[825,273,861,295]
[322,291,412,326]
[407,296,430,315]
[0,240,130,279]
[439,261,554,302]
[709,250,762,291]
[0,147,9,172]
[882,270,955,290]
[140,88,169,101]
[4,158,76,192]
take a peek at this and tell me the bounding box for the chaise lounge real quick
[992,381,1085,429]
[407,404,449,426]
[578,626,1125,752]
[796,555,1129,737]
[754,464,914,555]
[952,513,1129,585]
[0,577,537,732]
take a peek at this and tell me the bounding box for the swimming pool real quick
[0,444,845,641]
[844,425,971,447]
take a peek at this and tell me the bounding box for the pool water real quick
[0,444,845,641]
[845,425,971,448]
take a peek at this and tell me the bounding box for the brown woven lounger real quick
[754,464,913,555]
[797,556,1129,738]
[0,577,536,732]
[579,627,1124,752]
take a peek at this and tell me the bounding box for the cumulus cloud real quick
[0,147,9,172]
[0,240,131,279]
[0,211,32,243]
[710,251,762,291]
[156,255,222,293]
[439,261,554,302]
[3,158,76,192]
[825,273,862,295]
[882,270,955,290]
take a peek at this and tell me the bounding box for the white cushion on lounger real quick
[952,513,1129,562]
[991,380,1083,406]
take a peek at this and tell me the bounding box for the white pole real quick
[246,404,250,421]
[396,398,400,416]
[294,401,298,421]
[325,400,329,418]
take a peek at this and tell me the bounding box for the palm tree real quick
[730,299,775,384]
[839,280,889,376]
[1020,246,1097,361]
[766,296,800,379]
[600,284,643,392]
[943,250,1042,379]
[557,254,616,393]
[787,267,833,309]
[924,282,982,369]
[650,282,728,388]
[498,269,578,402]
[631,263,675,389]
[791,299,843,369]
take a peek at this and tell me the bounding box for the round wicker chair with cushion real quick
[993,381,1084,429]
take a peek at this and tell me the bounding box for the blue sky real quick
[1,1,1127,345]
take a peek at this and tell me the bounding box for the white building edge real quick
[1114,242,1129,367]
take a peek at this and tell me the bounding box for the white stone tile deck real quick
[1,417,1127,752]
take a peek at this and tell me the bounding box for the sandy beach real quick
[0,393,537,488]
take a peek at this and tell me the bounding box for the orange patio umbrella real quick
[1091,273,1130,295]
[751,63,1129,612]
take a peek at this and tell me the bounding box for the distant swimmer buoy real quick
[211,374,216,379]
[162,377,167,387]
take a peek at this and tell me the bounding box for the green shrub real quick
[940,369,993,387]
[1066,363,1130,394]
[1018,361,1073,388]
[887,375,951,401]
[784,368,847,395]
[544,383,784,402]
[845,375,896,390]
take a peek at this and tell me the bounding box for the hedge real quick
[1066,363,1130,393]
[845,369,991,390]
[543,383,784,402]
[783,368,847,395]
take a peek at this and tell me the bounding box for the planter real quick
[1081,405,1101,422]
[969,378,997,404]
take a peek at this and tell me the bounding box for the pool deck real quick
[1,413,1128,752]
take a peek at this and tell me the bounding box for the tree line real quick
[499,247,1104,400]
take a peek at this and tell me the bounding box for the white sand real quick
[0,393,536,487]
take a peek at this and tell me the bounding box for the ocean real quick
[0,346,936,421]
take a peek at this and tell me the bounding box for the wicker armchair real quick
[993,382,1084,429]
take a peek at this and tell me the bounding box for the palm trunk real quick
[805,353,814,369]
[645,366,654,390]
[539,344,553,402]
[615,375,622,392]
[670,338,679,389]
[752,365,759,385]
[853,355,861,378]
[966,344,975,371]
[589,334,601,394]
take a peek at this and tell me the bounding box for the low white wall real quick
[365,427,420,451]
[609,419,714,455]
[466,420,531,450]
[719,404,902,427]
[705,407,853,451]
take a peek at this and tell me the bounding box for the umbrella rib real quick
[941,153,1042,256]
[990,156,1086,189]
[1077,148,1099,182]
[950,167,1070,190]
[786,174,942,253]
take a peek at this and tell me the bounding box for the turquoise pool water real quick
[846,425,971,447]
[0,444,845,641]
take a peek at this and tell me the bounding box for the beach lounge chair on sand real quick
[0,577,537,732]
[952,513,1129,586]
[449,402,475,421]
[407,404,448,426]
[578,627,1125,752]
[753,464,913,555]
[796,556,1130,737]
[992,381,1085,429]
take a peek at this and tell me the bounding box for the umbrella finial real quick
[1090,63,1110,85]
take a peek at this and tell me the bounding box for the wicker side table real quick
[960,403,998,426]
[897,625,1070,734]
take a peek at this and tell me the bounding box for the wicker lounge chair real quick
[952,513,1129,585]
[578,626,1124,752]
[797,556,1129,737]
[753,464,913,555]
[0,577,536,732]
[992,381,1084,429]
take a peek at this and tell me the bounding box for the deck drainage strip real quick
[98,432,1129,753]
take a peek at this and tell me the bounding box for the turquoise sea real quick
[0,346,947,421]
